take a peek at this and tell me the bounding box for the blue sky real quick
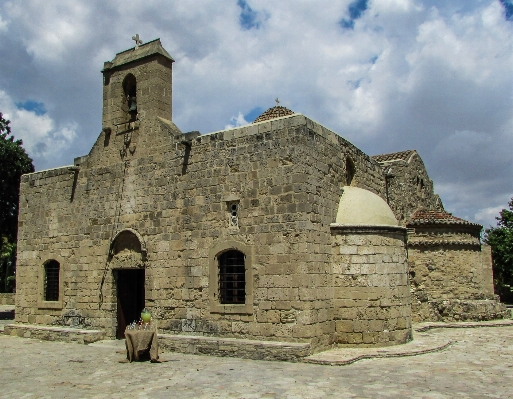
[500,0,513,19]
[340,0,369,29]
[16,100,46,116]
[0,0,512,227]
[238,0,268,30]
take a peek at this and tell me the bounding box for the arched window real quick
[346,156,356,186]
[44,260,60,301]
[218,250,245,304]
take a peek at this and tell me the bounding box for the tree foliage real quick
[484,197,513,300]
[0,112,34,292]
[0,238,17,292]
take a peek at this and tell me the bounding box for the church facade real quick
[9,39,506,358]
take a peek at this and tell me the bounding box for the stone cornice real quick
[408,239,480,247]
[330,224,407,235]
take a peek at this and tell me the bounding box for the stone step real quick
[3,323,105,344]
[3,323,311,361]
[157,333,312,362]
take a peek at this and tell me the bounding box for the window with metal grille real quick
[218,250,245,304]
[44,260,60,301]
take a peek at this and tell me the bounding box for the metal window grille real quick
[218,250,245,304]
[44,261,60,301]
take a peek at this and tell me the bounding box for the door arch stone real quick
[108,229,147,268]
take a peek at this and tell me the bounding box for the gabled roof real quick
[102,38,174,71]
[157,117,183,137]
[407,209,481,227]
[372,150,416,163]
[253,106,295,123]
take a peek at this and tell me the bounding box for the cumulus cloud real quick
[2,2,93,64]
[0,90,77,168]
[0,0,511,227]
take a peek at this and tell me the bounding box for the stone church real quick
[8,38,507,359]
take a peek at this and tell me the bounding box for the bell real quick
[128,100,137,113]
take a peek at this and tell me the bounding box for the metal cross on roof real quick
[275,98,280,106]
[132,34,143,49]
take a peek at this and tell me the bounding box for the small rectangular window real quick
[44,260,60,301]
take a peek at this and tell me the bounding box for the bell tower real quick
[101,37,174,132]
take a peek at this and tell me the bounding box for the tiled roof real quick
[372,150,416,163]
[407,209,481,227]
[253,106,295,123]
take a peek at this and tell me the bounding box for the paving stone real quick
[0,324,512,398]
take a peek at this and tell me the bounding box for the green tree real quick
[484,197,513,302]
[0,112,34,292]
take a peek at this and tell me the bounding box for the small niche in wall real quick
[346,156,356,186]
[103,127,111,147]
[227,201,240,228]
[416,176,425,197]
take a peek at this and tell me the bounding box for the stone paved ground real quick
[1,325,512,399]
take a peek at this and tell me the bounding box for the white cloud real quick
[475,205,507,228]
[0,13,8,32]
[0,90,77,165]
[3,1,92,64]
[225,112,250,130]
[373,0,423,13]
[407,3,511,85]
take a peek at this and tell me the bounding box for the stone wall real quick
[331,226,412,346]
[380,152,443,225]
[408,227,508,322]
[0,293,14,305]
[15,113,386,352]
[480,245,495,296]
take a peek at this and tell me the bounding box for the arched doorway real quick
[114,269,145,338]
[109,229,146,338]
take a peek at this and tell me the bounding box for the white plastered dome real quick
[335,186,398,226]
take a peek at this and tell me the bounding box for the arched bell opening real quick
[122,74,137,121]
